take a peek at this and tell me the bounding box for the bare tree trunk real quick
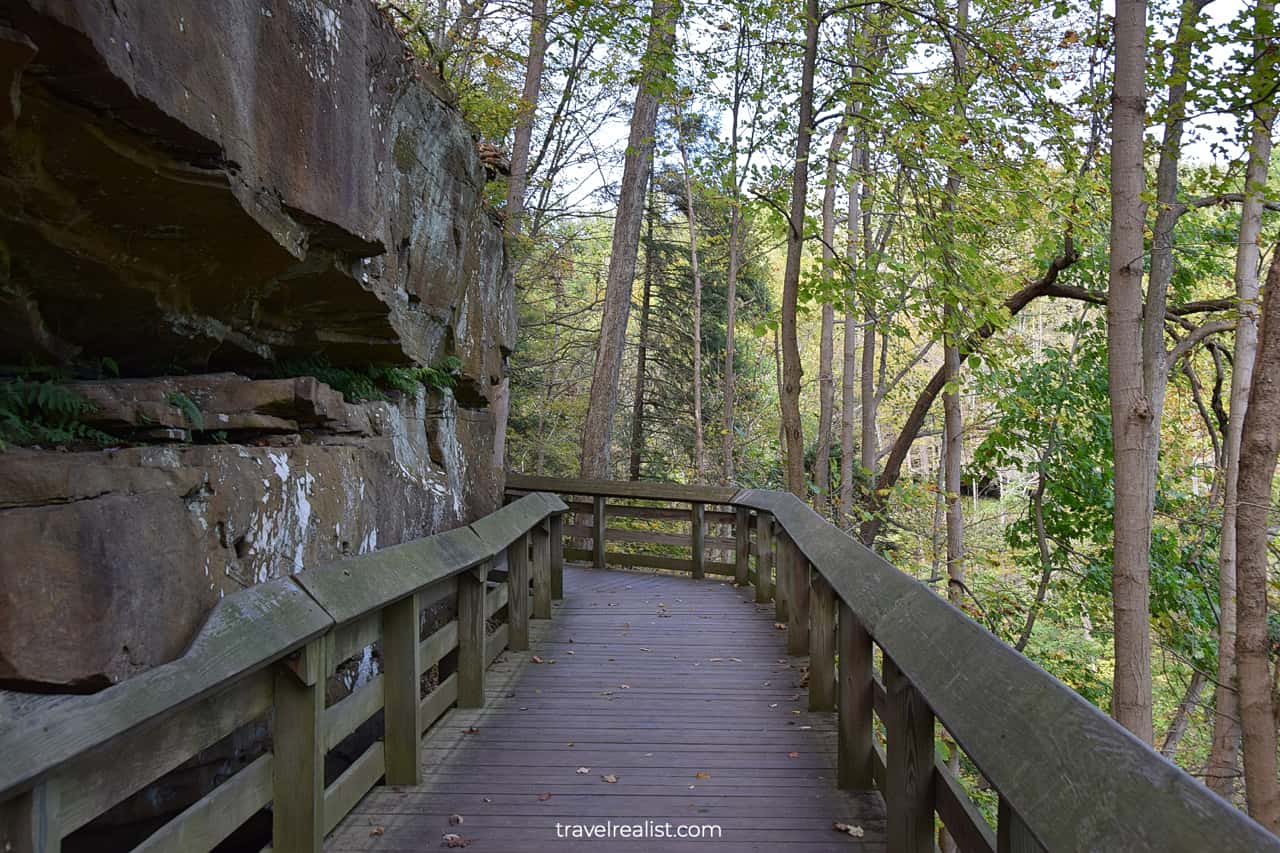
[1235,242,1280,831]
[839,133,865,526]
[856,308,878,543]
[579,0,680,479]
[1207,0,1276,797]
[1161,670,1207,761]
[722,22,750,487]
[504,0,547,241]
[628,179,657,481]
[816,120,849,512]
[940,8,968,847]
[1107,0,1153,743]
[779,0,820,497]
[675,103,705,482]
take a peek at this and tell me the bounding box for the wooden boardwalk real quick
[327,565,886,852]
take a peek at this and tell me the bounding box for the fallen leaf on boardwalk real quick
[788,752,800,759]
[538,792,553,802]
[833,822,865,838]
[762,681,772,687]
[769,703,779,708]
[531,655,545,664]
[602,774,619,783]
[695,771,711,780]
[567,742,575,747]
[576,767,591,774]
[449,814,464,825]
[519,706,529,711]
[774,623,786,630]
[689,784,696,789]
[442,833,472,848]
[482,798,492,803]
[640,647,652,652]
[463,727,480,734]
[709,657,723,663]
[620,683,631,689]
[608,602,619,607]
[800,725,813,731]
[370,826,385,836]
[791,709,802,715]
[730,657,743,663]
[566,650,575,655]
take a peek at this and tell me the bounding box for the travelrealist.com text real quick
[553,821,723,840]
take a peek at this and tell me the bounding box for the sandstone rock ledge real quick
[0,0,514,691]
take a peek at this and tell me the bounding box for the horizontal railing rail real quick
[508,474,1280,853]
[0,491,567,853]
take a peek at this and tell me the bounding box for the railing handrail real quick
[732,487,1277,852]
[0,491,567,804]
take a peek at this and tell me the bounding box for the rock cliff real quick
[0,0,512,690]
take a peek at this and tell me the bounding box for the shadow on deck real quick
[327,566,885,851]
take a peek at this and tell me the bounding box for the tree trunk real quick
[1161,670,1207,761]
[579,0,680,478]
[816,120,849,512]
[628,177,657,481]
[778,0,820,497]
[1107,0,1153,743]
[1207,0,1276,797]
[676,104,706,482]
[504,0,547,242]
[840,133,865,527]
[1235,242,1280,831]
[722,22,749,487]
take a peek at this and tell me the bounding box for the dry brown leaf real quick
[695,771,711,780]
[788,752,800,759]
[833,822,865,838]
[462,726,479,734]
[370,826,385,836]
[442,833,472,848]
[602,774,619,783]
[448,814,464,825]
[774,622,786,630]
[531,655,544,664]
[576,766,591,774]
[538,792,553,802]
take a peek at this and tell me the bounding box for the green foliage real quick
[0,378,113,449]
[276,356,462,403]
[165,391,205,431]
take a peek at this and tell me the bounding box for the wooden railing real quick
[508,474,1280,853]
[0,491,567,853]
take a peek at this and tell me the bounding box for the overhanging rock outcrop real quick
[0,0,513,690]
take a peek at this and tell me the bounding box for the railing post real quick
[998,796,1046,853]
[734,506,750,586]
[884,654,935,853]
[592,495,606,568]
[838,601,874,789]
[457,560,489,708]
[549,511,564,600]
[0,781,59,853]
[506,531,531,650]
[754,511,773,603]
[691,501,705,579]
[773,519,788,622]
[531,522,552,620]
[272,638,325,853]
[382,592,422,785]
[785,537,810,656]
[809,573,836,711]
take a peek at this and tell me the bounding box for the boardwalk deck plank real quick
[326,565,885,851]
